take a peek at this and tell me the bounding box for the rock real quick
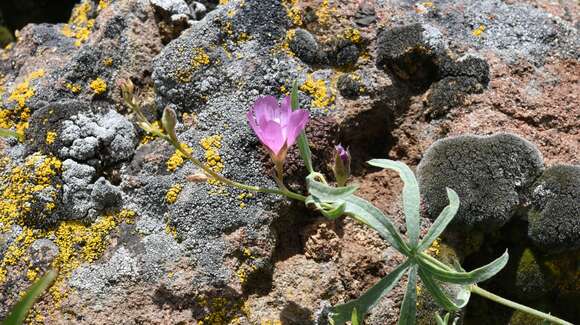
[417,134,544,230]
[376,23,445,87]
[325,38,360,67]
[289,28,323,65]
[150,0,191,18]
[61,159,97,221]
[29,239,59,266]
[426,77,484,117]
[91,177,123,212]
[337,73,363,99]
[513,248,553,300]
[527,165,580,253]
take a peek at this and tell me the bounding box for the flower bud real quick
[333,144,351,186]
[162,106,179,143]
[119,79,135,104]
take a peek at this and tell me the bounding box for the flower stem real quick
[173,141,306,201]
[469,285,572,325]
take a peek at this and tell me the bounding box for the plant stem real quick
[469,285,572,325]
[173,141,306,202]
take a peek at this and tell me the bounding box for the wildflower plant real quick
[120,80,573,325]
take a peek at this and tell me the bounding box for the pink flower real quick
[247,96,309,161]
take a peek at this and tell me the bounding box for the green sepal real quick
[291,80,314,174]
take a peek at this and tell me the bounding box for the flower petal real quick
[260,120,286,155]
[279,96,293,128]
[254,96,279,126]
[285,109,309,147]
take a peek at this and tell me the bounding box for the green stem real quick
[173,141,306,202]
[469,285,572,325]
[418,252,572,324]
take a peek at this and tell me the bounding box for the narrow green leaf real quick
[343,195,410,255]
[329,260,411,325]
[351,308,360,325]
[417,188,459,252]
[418,268,470,311]
[307,177,359,200]
[3,270,57,325]
[367,159,421,248]
[291,81,314,173]
[417,251,509,285]
[398,265,418,325]
[306,196,347,219]
[0,128,21,141]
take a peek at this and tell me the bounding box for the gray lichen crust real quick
[527,165,580,253]
[417,133,544,231]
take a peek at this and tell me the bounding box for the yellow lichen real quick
[343,28,362,44]
[45,131,57,144]
[62,1,95,47]
[166,143,193,172]
[284,0,302,26]
[192,48,210,69]
[200,135,224,185]
[427,238,441,257]
[219,0,229,4]
[315,0,332,26]
[97,0,109,11]
[300,74,335,109]
[102,57,113,66]
[472,24,486,37]
[3,68,46,139]
[89,77,107,94]
[65,82,81,94]
[166,184,183,204]
[237,192,253,209]
[196,296,247,325]
[140,120,164,144]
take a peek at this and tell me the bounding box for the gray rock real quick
[150,0,191,17]
[29,239,59,266]
[91,177,123,212]
[528,165,580,253]
[61,159,97,220]
[417,134,544,231]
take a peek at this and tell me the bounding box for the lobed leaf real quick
[367,159,421,248]
[418,268,470,311]
[329,260,411,325]
[417,188,459,252]
[343,195,410,255]
[3,270,57,325]
[291,81,314,173]
[398,265,418,325]
[417,251,509,285]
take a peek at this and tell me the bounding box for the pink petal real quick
[285,109,309,147]
[254,96,279,127]
[260,120,286,155]
[280,96,293,127]
[247,109,260,137]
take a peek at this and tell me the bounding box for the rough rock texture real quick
[0,0,578,324]
[417,134,544,230]
[527,165,580,253]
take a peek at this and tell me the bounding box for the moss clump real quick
[514,248,553,300]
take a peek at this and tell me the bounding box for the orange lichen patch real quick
[167,143,193,172]
[300,74,335,109]
[89,77,107,94]
[200,134,224,185]
[62,1,95,47]
[472,24,486,37]
[8,69,45,108]
[218,0,229,5]
[166,184,183,204]
[64,82,81,94]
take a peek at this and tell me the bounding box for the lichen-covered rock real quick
[28,100,137,168]
[289,28,324,65]
[527,165,580,253]
[417,134,544,230]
